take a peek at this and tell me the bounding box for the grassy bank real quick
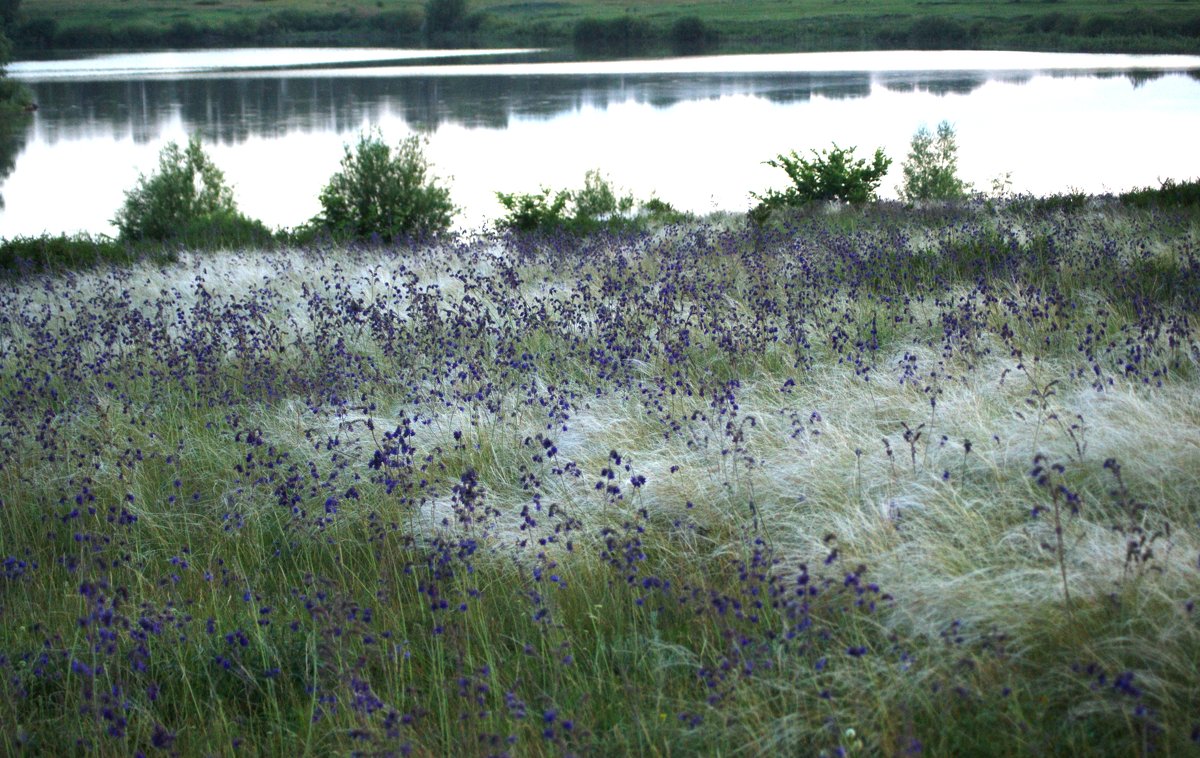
[1,196,1199,754]
[10,0,1200,55]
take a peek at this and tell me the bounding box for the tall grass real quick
[1,200,1198,754]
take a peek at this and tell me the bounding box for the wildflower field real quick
[1,200,1198,755]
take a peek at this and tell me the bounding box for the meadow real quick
[1,195,1198,755]
[10,0,1200,54]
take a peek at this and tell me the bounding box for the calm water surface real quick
[4,49,1199,236]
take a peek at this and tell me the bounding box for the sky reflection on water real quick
[3,50,1199,236]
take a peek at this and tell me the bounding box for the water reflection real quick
[26,71,923,143]
[2,50,1199,237]
[879,72,1000,97]
[0,119,30,211]
[21,65,1099,147]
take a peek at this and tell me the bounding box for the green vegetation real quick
[752,144,891,222]
[1120,177,1200,209]
[495,186,572,232]
[316,131,455,242]
[113,136,272,247]
[497,169,688,234]
[424,0,466,35]
[0,233,160,276]
[7,0,1200,54]
[0,0,31,115]
[1,193,1198,754]
[668,15,717,55]
[572,15,655,56]
[899,121,970,202]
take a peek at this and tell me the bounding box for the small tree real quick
[113,136,241,242]
[899,121,970,202]
[318,132,454,241]
[754,144,891,212]
[572,168,634,223]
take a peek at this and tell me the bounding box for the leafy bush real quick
[573,16,654,55]
[573,168,634,224]
[424,0,467,35]
[753,144,891,216]
[495,188,571,233]
[899,121,970,202]
[1024,12,1080,35]
[174,209,275,248]
[639,196,691,225]
[497,170,641,234]
[907,17,969,49]
[113,136,264,244]
[669,16,715,54]
[317,131,455,242]
[0,0,18,27]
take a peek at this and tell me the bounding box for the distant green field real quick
[10,0,1200,54]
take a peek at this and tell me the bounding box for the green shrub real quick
[424,0,467,35]
[174,209,275,248]
[573,168,634,224]
[380,9,423,36]
[753,144,891,215]
[113,136,263,244]
[495,188,572,232]
[0,0,18,27]
[907,17,969,49]
[899,121,970,202]
[0,75,31,113]
[669,16,715,54]
[639,196,691,225]
[573,16,654,55]
[496,170,637,234]
[1024,11,1080,35]
[317,131,455,242]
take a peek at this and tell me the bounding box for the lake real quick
[3,49,1200,237]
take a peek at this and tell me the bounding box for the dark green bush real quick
[12,17,57,49]
[496,170,641,234]
[639,197,690,225]
[173,210,276,249]
[113,136,265,245]
[317,131,455,242]
[1024,12,1080,35]
[573,16,655,55]
[0,0,18,27]
[496,188,572,233]
[380,9,423,36]
[0,76,30,112]
[753,144,892,215]
[1080,12,1168,38]
[907,17,969,49]
[424,0,467,34]
[669,16,715,54]
[166,20,206,47]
